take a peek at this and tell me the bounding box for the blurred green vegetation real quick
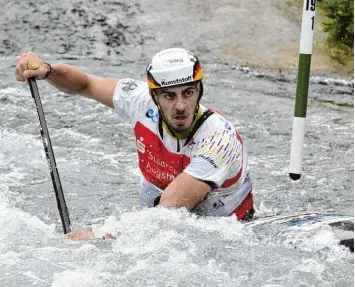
[318,0,354,66]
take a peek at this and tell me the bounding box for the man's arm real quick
[16,52,118,108]
[159,172,211,210]
[46,65,118,108]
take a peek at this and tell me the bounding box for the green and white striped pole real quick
[289,0,317,181]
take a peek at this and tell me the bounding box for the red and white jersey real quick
[113,78,252,217]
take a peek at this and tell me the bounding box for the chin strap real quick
[182,109,214,147]
[157,106,182,152]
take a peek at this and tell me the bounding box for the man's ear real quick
[197,80,203,101]
[196,81,203,93]
[197,81,202,90]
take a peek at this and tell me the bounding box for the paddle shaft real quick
[28,78,71,234]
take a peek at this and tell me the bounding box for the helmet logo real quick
[161,75,192,87]
[162,58,184,67]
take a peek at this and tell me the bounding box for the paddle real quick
[27,60,71,234]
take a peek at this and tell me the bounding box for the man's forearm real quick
[159,172,211,210]
[46,64,90,96]
[16,53,117,107]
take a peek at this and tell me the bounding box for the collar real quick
[162,107,202,140]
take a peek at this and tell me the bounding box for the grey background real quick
[0,1,353,286]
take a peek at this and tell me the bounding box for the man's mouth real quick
[174,115,187,119]
[173,115,188,123]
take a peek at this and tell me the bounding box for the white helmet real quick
[146,48,204,89]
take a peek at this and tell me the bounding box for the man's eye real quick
[163,93,174,100]
[184,90,194,97]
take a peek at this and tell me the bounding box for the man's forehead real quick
[157,82,197,92]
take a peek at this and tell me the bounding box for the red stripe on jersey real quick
[220,167,242,188]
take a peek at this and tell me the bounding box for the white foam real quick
[278,223,351,258]
[0,190,55,253]
[51,268,103,287]
[0,251,22,266]
[0,129,48,177]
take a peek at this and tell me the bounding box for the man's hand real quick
[66,230,95,241]
[65,230,116,241]
[15,52,51,81]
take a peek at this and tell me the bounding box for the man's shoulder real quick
[113,78,155,120]
[197,106,237,136]
[116,78,148,94]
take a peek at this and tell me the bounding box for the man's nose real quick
[175,99,187,111]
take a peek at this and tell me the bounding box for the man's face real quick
[154,82,200,133]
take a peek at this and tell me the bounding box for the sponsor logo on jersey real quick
[161,75,192,87]
[136,137,145,153]
[225,122,231,130]
[194,154,218,169]
[146,108,159,123]
[121,79,139,92]
[213,199,225,209]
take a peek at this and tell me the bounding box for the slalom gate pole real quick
[28,77,71,234]
[289,0,317,181]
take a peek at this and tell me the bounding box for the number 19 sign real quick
[289,0,317,180]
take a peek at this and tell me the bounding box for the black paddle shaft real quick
[28,78,71,234]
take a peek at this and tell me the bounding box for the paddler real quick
[15,48,255,240]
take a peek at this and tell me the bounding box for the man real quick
[16,48,254,240]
